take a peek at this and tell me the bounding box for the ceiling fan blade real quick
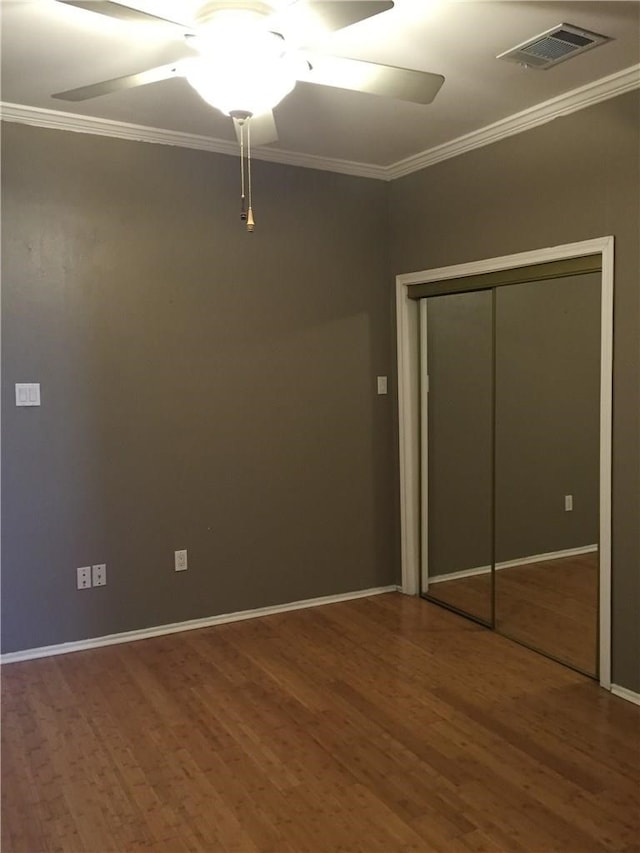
[303,1,393,33]
[300,56,445,104]
[55,1,190,30]
[233,112,279,147]
[52,62,183,101]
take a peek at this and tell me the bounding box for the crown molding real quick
[0,102,388,181]
[2,64,638,182]
[386,63,640,180]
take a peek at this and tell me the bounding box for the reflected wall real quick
[423,290,493,624]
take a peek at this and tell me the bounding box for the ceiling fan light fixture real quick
[186,53,297,116]
[185,10,302,117]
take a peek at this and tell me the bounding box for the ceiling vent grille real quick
[497,23,611,69]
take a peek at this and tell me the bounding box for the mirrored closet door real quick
[494,274,600,675]
[418,264,601,677]
[420,291,494,626]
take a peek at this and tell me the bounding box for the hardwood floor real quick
[2,592,639,853]
[427,554,598,674]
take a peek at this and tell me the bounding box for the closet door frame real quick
[395,236,614,689]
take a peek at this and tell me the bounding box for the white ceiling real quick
[2,0,639,169]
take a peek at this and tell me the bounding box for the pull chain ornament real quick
[246,117,255,232]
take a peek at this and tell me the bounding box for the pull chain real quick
[246,118,255,233]
[230,110,256,233]
[239,119,247,221]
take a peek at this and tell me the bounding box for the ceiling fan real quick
[52,0,444,230]
[52,1,445,144]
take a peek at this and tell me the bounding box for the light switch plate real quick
[15,383,40,406]
[377,376,388,395]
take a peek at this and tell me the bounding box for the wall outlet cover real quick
[76,566,91,590]
[92,564,107,586]
[174,549,188,572]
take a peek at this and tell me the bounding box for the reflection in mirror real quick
[494,274,601,675]
[421,290,493,624]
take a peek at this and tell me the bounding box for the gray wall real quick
[390,90,640,692]
[1,123,394,652]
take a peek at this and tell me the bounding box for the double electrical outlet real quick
[77,564,107,590]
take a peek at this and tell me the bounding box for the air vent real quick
[497,23,611,69]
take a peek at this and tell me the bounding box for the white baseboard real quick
[428,544,598,585]
[610,684,640,706]
[1,585,399,664]
[428,564,493,584]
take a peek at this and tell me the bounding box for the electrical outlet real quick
[564,494,573,512]
[77,566,92,590]
[92,564,107,586]
[174,549,188,572]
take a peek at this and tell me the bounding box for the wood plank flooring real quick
[2,592,639,853]
[427,554,598,674]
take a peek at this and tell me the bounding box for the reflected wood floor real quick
[2,593,639,853]
[428,554,598,674]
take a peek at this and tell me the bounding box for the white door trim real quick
[395,237,614,689]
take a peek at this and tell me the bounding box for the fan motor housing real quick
[195,1,275,26]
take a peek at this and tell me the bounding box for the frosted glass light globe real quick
[186,17,298,116]
[186,53,297,116]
